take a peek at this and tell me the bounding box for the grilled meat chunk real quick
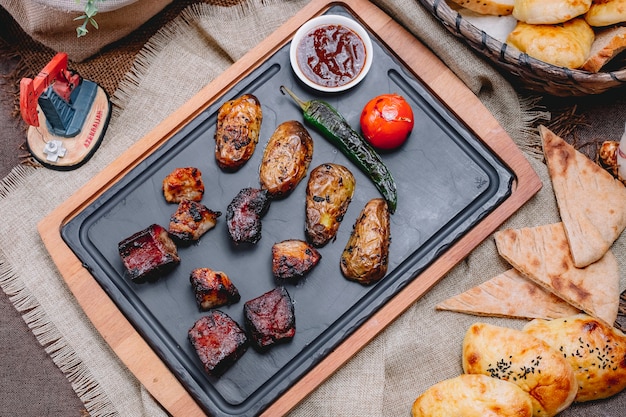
[188,310,248,377]
[214,94,262,171]
[305,163,356,247]
[190,268,240,310]
[169,199,221,241]
[340,198,390,285]
[162,167,204,203]
[244,286,295,351]
[272,239,321,281]
[259,120,314,198]
[226,187,270,245]
[118,224,180,282]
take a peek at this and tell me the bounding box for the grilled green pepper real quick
[280,86,397,213]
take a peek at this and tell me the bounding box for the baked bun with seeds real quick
[524,314,626,402]
[462,322,577,417]
[411,374,533,417]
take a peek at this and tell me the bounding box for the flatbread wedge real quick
[436,268,580,319]
[494,222,619,327]
[541,125,626,268]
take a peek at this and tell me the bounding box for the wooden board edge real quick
[37,0,543,416]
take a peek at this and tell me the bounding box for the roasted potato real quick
[259,120,314,198]
[305,163,356,247]
[340,198,390,285]
[214,94,262,171]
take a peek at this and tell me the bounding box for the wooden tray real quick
[38,0,542,416]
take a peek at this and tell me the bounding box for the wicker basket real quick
[420,0,626,96]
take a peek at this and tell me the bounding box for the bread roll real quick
[411,374,533,417]
[449,0,514,16]
[513,0,592,24]
[506,18,595,68]
[585,0,626,26]
[582,25,626,72]
[463,322,577,417]
[524,314,626,402]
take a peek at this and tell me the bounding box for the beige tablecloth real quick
[0,0,624,416]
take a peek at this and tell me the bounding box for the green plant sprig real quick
[74,0,102,37]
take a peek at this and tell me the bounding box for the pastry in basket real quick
[541,125,626,268]
[524,314,626,402]
[340,198,390,285]
[582,25,626,72]
[411,373,533,417]
[188,310,248,377]
[271,239,321,281]
[305,163,355,247]
[168,199,221,242]
[214,93,262,172]
[226,187,270,245]
[259,120,313,198]
[506,18,595,68]
[462,322,577,417]
[118,223,180,282]
[435,268,580,319]
[162,166,205,204]
[190,268,240,311]
[585,0,626,26]
[494,222,620,327]
[449,0,514,16]
[244,286,295,351]
[512,0,592,24]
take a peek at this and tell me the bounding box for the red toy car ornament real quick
[19,52,111,170]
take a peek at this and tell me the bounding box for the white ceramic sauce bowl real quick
[289,14,373,93]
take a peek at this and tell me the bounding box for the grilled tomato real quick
[360,94,414,150]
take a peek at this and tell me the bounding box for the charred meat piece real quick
[118,224,180,282]
[190,268,240,310]
[188,310,248,377]
[226,187,270,245]
[162,167,204,203]
[340,198,391,285]
[305,163,356,247]
[259,120,314,198]
[244,286,295,351]
[214,94,262,171]
[168,199,221,241]
[272,239,321,281]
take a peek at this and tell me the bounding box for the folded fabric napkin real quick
[0,0,623,416]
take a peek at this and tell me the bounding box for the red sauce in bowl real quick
[295,24,367,88]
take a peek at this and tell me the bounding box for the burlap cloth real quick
[0,0,624,415]
[0,0,173,62]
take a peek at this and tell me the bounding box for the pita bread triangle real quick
[494,222,619,327]
[541,125,626,268]
[436,268,580,319]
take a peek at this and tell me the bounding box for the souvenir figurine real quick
[19,52,110,170]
